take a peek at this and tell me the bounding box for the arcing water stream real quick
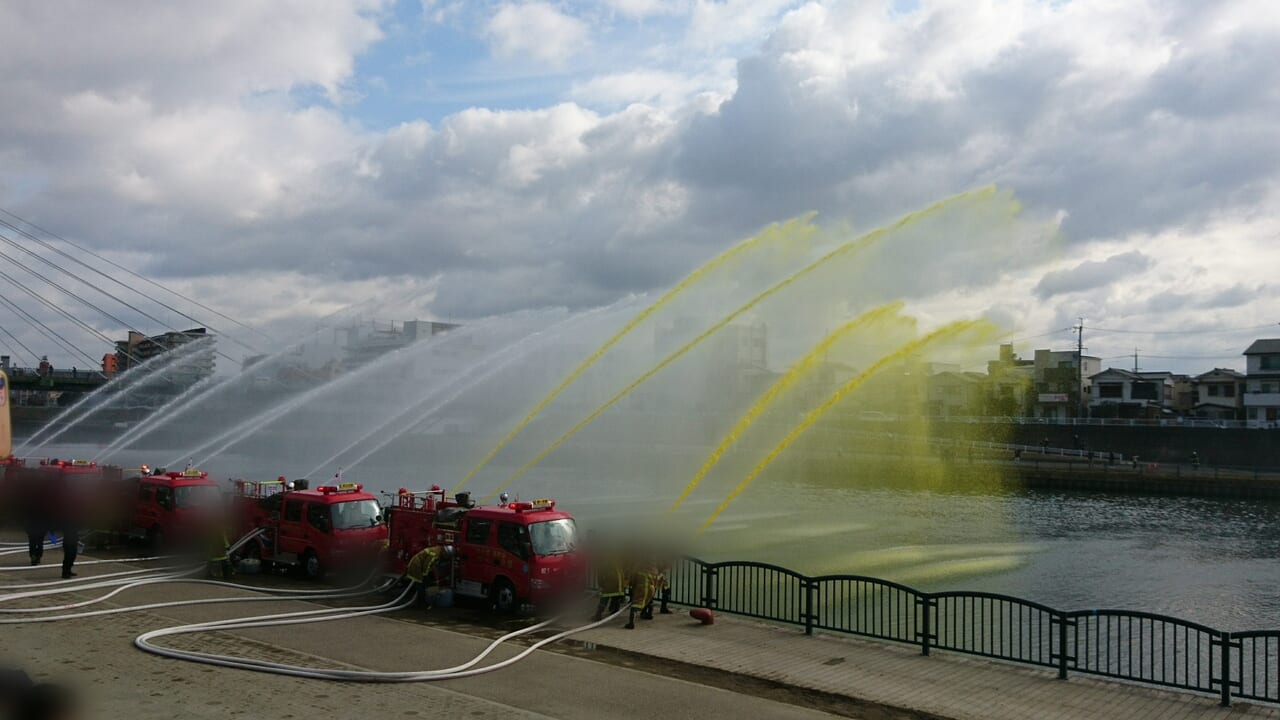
[29,187,1165,620]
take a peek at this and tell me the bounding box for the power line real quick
[0,230,189,336]
[0,322,37,365]
[0,231,244,368]
[0,265,142,367]
[0,293,104,371]
[0,217,259,357]
[0,208,270,347]
[0,248,151,366]
[1087,322,1278,336]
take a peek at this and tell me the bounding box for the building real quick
[1193,368,1244,420]
[343,319,459,367]
[1089,368,1181,418]
[1243,339,1280,428]
[985,344,1034,416]
[927,371,987,417]
[115,328,216,379]
[1032,349,1101,420]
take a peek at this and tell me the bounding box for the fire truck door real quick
[278,499,306,555]
[457,517,494,596]
[135,482,157,530]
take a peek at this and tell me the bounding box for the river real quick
[29,442,1280,632]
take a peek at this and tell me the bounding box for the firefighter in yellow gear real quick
[207,527,232,579]
[404,544,453,606]
[647,560,673,616]
[592,555,627,621]
[624,559,658,630]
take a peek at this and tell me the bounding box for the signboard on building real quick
[1038,393,1069,403]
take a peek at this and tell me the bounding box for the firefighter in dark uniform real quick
[55,471,83,579]
[22,474,51,567]
[59,525,78,579]
[405,544,453,607]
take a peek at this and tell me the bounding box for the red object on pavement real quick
[690,608,715,625]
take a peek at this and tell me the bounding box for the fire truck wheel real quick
[492,578,518,613]
[303,550,322,580]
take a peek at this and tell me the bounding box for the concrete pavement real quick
[0,556,846,719]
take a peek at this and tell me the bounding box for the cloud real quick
[603,0,685,19]
[1034,252,1154,299]
[1,0,1279,376]
[571,70,711,109]
[485,2,590,65]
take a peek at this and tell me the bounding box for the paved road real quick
[0,557,843,720]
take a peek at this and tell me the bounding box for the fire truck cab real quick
[123,467,223,548]
[232,478,387,579]
[387,488,584,612]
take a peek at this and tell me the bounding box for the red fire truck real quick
[0,455,25,523]
[386,488,585,612]
[118,467,223,548]
[231,478,387,579]
[7,459,124,535]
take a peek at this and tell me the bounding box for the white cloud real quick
[603,0,685,19]
[571,70,712,109]
[1,0,1279,375]
[485,2,591,65]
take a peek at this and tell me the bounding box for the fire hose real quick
[5,525,628,680]
[0,554,171,571]
[134,596,628,682]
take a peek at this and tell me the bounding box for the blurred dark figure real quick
[59,527,78,580]
[20,475,52,567]
[24,522,47,568]
[0,669,78,720]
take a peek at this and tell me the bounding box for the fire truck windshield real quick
[331,499,382,529]
[174,484,221,509]
[528,518,577,556]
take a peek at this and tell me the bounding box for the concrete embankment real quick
[1011,464,1280,499]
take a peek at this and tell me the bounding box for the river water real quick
[693,482,1280,632]
[32,442,1280,632]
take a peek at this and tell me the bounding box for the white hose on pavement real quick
[135,599,627,682]
[0,555,170,571]
[0,565,192,596]
[0,577,396,624]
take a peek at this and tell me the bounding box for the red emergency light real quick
[509,498,556,513]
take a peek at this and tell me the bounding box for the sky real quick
[0,0,1277,374]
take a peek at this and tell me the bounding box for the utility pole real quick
[1133,348,1140,373]
[1074,318,1086,419]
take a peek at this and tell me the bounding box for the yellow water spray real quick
[698,319,999,532]
[453,214,817,493]
[669,302,907,511]
[478,186,998,503]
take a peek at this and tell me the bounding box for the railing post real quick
[804,577,815,636]
[702,563,718,610]
[1219,631,1232,707]
[917,594,932,656]
[1055,613,1069,680]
